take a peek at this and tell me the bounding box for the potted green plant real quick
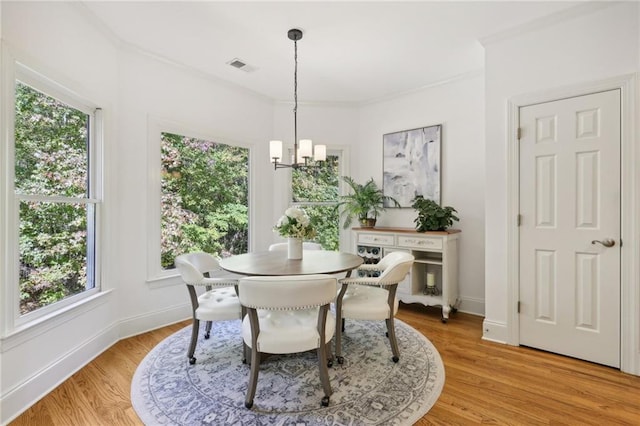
[336,177,400,229]
[411,196,459,232]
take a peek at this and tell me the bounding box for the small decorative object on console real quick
[411,196,459,232]
[336,176,400,229]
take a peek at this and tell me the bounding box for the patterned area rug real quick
[131,319,444,425]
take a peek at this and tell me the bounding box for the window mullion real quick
[15,194,100,204]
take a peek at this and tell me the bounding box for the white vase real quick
[287,237,303,260]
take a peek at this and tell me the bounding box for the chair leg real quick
[204,320,212,339]
[385,317,400,363]
[242,341,250,364]
[245,347,260,409]
[317,340,332,407]
[245,308,261,409]
[188,319,200,364]
[335,283,348,364]
[335,318,346,364]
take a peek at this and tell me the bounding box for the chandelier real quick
[270,28,326,170]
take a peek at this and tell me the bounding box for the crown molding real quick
[73,1,274,105]
[73,2,124,50]
[71,1,485,108]
[120,41,274,104]
[359,68,485,106]
[479,1,619,47]
[273,99,360,108]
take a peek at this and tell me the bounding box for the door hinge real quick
[517,214,522,226]
[517,127,522,140]
[517,301,521,313]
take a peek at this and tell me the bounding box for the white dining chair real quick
[334,251,414,364]
[175,252,243,365]
[353,250,409,276]
[239,274,338,409]
[268,241,323,251]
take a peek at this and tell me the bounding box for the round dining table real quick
[219,250,363,276]
[219,249,364,365]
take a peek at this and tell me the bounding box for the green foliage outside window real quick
[161,133,249,269]
[15,82,92,314]
[291,156,340,251]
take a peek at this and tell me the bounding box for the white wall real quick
[0,2,275,423]
[116,49,274,332]
[272,80,488,316]
[356,73,486,315]
[0,2,120,423]
[483,3,639,343]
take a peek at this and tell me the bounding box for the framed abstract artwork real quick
[383,124,441,207]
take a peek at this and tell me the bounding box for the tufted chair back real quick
[174,252,242,365]
[377,252,414,284]
[335,251,414,364]
[375,250,411,271]
[239,274,337,409]
[176,252,243,288]
[239,274,336,310]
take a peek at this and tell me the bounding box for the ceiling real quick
[80,1,581,104]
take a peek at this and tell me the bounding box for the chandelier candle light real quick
[270,28,326,170]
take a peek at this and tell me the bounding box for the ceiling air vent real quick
[227,58,258,73]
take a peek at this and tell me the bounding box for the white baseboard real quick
[118,302,191,340]
[1,324,119,425]
[457,297,485,316]
[1,303,191,425]
[481,318,508,344]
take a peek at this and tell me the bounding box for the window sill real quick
[0,290,113,352]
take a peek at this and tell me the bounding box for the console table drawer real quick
[397,235,443,250]
[357,233,395,246]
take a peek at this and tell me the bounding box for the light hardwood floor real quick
[11,304,640,425]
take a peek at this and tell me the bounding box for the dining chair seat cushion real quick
[242,309,336,354]
[341,284,399,320]
[196,287,242,321]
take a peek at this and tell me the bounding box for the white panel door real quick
[519,90,620,368]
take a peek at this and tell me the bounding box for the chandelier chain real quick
[293,38,298,152]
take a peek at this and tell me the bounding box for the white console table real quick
[352,227,461,322]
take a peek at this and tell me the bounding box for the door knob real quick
[591,238,616,248]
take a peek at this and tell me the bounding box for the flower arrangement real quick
[274,207,316,239]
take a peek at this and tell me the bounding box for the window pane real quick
[19,201,94,314]
[14,82,89,198]
[292,155,339,202]
[291,154,340,251]
[161,132,249,269]
[303,205,339,251]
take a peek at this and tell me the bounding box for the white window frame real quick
[288,147,350,251]
[146,117,253,287]
[1,58,103,333]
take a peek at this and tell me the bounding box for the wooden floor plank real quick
[10,304,640,425]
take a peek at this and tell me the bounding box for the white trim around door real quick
[505,73,639,375]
